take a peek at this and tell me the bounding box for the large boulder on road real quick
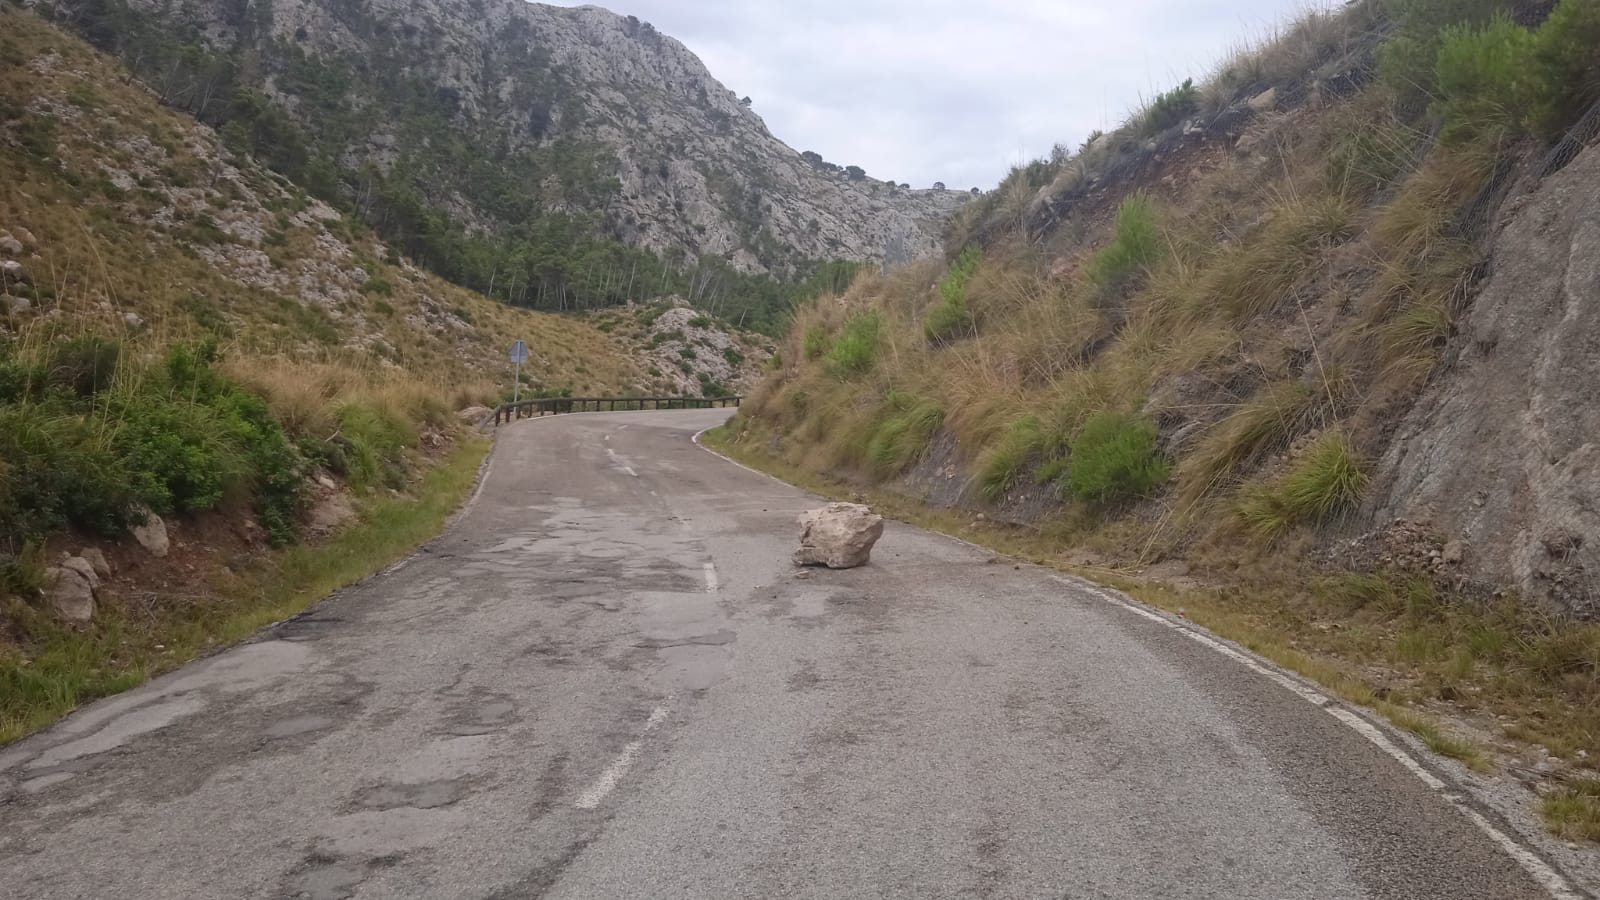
[793,503,885,569]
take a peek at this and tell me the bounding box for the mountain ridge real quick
[38,0,966,328]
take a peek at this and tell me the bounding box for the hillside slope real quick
[2,4,642,395]
[722,0,1600,796]
[38,0,964,328]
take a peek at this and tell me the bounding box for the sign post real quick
[509,339,529,404]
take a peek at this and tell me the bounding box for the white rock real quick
[130,509,170,557]
[0,235,21,256]
[122,311,145,329]
[59,555,100,590]
[79,547,112,579]
[1,295,28,315]
[1247,87,1278,112]
[456,405,492,424]
[43,566,95,623]
[0,259,24,281]
[793,502,884,569]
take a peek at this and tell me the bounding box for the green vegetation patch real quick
[825,312,880,378]
[925,246,981,344]
[1087,192,1162,291]
[1062,411,1169,507]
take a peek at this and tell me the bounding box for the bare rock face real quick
[129,508,171,558]
[106,0,965,274]
[43,566,95,623]
[1367,142,1600,616]
[793,503,885,569]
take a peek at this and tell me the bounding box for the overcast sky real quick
[544,0,1333,189]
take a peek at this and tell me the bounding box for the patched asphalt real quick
[0,409,1577,898]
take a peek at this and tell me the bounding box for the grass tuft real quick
[1236,430,1367,539]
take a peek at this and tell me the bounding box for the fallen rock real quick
[1247,87,1278,112]
[793,502,884,569]
[0,235,21,256]
[12,226,35,248]
[1443,540,1465,566]
[457,406,492,424]
[1,295,28,315]
[130,508,170,557]
[59,555,101,590]
[79,547,112,579]
[0,259,25,283]
[122,311,144,329]
[43,566,95,623]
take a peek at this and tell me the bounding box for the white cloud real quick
[542,0,1335,188]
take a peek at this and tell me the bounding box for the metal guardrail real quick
[493,396,741,426]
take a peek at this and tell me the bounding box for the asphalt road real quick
[0,409,1581,898]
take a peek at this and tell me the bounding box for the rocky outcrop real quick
[793,503,885,569]
[1367,142,1600,617]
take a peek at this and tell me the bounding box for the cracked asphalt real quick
[0,409,1575,898]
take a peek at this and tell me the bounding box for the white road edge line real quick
[690,425,1583,900]
[574,703,672,810]
[1042,573,1581,900]
[702,562,720,593]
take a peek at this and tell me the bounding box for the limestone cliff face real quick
[110,0,965,274]
[1368,143,1600,616]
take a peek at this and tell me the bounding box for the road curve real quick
[0,409,1576,899]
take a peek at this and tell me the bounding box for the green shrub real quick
[1237,431,1367,539]
[687,315,713,328]
[1529,0,1600,138]
[0,404,139,539]
[926,247,981,344]
[866,394,943,474]
[1377,0,1507,113]
[1139,79,1199,136]
[1087,193,1163,290]
[825,312,880,378]
[1063,412,1169,507]
[801,325,831,360]
[722,347,745,366]
[1433,15,1539,143]
[111,393,248,515]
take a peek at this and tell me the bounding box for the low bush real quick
[1139,78,1199,137]
[926,246,981,344]
[826,312,880,378]
[1433,15,1539,144]
[1529,0,1600,138]
[1087,193,1162,291]
[0,338,310,547]
[1063,412,1169,507]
